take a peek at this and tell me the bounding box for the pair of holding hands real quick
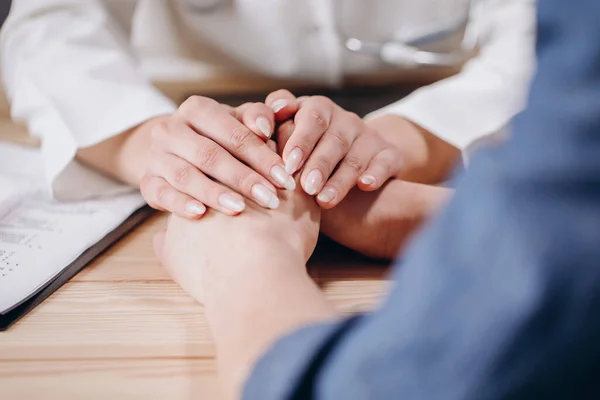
[140,90,403,217]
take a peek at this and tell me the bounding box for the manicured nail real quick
[285,148,303,174]
[270,99,288,113]
[218,193,246,213]
[251,184,280,209]
[185,201,206,216]
[317,187,337,203]
[256,116,271,138]
[360,175,376,186]
[270,165,296,190]
[304,170,323,195]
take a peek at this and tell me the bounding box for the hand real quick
[321,180,453,259]
[264,90,404,209]
[365,114,461,184]
[155,164,321,303]
[139,96,297,219]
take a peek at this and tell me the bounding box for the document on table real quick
[0,142,147,316]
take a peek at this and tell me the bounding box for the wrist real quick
[75,115,170,186]
[115,115,171,185]
[201,233,308,302]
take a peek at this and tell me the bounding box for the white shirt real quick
[0,0,536,200]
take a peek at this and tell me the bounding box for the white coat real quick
[0,0,536,199]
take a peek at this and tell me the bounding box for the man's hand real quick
[265,90,404,209]
[321,180,453,259]
[155,168,321,303]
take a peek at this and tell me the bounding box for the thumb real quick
[153,230,167,264]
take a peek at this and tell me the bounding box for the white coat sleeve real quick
[0,0,177,200]
[367,0,537,157]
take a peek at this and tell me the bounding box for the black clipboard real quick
[0,205,155,331]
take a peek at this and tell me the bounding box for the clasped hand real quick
[140,89,403,217]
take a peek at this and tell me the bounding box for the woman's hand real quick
[265,90,404,209]
[155,147,321,303]
[140,96,296,219]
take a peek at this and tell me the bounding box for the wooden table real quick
[0,118,392,399]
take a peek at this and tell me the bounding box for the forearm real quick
[202,237,337,399]
[76,115,170,186]
[322,180,452,259]
[366,115,461,184]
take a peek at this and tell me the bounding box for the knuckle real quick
[194,143,220,169]
[270,89,293,100]
[343,154,365,173]
[150,119,171,141]
[328,129,352,151]
[233,171,255,193]
[179,96,217,117]
[228,125,253,152]
[308,110,329,130]
[173,165,192,186]
[312,95,332,107]
[347,112,362,126]
[312,154,334,174]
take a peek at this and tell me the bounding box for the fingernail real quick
[256,116,271,138]
[317,187,337,203]
[360,175,376,186]
[185,201,206,216]
[285,148,303,174]
[251,184,280,209]
[270,165,296,190]
[218,193,246,213]
[270,99,288,113]
[304,170,323,195]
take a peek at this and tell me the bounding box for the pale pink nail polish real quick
[360,175,376,186]
[256,117,271,138]
[317,187,337,203]
[304,170,323,195]
[270,165,296,190]
[251,184,280,209]
[218,193,246,213]
[285,148,303,175]
[185,201,206,215]
[270,99,288,113]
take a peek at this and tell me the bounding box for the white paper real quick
[0,142,145,314]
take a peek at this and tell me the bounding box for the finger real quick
[154,124,282,209]
[267,139,278,152]
[149,151,280,213]
[153,230,167,264]
[275,120,296,154]
[299,111,361,195]
[238,102,276,140]
[154,123,281,209]
[282,96,335,175]
[176,96,296,191]
[358,148,404,191]
[265,89,300,121]
[140,175,208,218]
[315,137,379,209]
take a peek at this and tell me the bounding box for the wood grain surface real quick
[0,114,392,398]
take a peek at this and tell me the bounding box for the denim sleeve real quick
[244,0,600,399]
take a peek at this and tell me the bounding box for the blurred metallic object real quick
[337,0,483,67]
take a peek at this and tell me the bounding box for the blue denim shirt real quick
[244,0,600,398]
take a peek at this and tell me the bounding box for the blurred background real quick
[0,1,8,27]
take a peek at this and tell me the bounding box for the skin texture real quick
[77,91,458,258]
[155,177,335,399]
